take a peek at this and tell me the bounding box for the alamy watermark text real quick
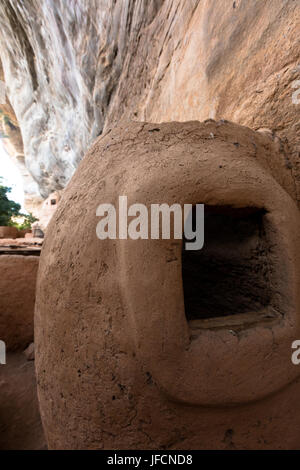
[96,197,204,251]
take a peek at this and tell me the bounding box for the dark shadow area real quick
[182,205,273,321]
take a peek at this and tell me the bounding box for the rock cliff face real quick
[0,0,299,205]
[0,60,42,211]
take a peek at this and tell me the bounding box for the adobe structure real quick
[0,241,45,450]
[38,191,62,232]
[35,120,300,449]
[0,254,38,350]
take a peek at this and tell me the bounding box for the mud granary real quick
[35,121,300,450]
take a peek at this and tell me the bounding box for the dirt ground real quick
[0,352,46,450]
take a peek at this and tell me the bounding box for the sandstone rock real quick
[0,1,299,206]
[0,255,39,351]
[0,59,42,214]
[0,0,162,198]
[35,121,300,449]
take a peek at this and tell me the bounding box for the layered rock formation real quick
[0,0,162,199]
[0,0,299,205]
[0,61,43,214]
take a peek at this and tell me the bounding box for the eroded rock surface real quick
[0,0,299,203]
[0,60,43,213]
[0,0,162,197]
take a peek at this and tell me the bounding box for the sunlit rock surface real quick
[0,0,299,203]
[0,60,42,212]
[0,0,162,198]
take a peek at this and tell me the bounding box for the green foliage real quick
[11,212,38,230]
[0,179,21,226]
[0,178,38,229]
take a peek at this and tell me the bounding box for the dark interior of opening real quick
[0,249,41,257]
[182,205,274,322]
